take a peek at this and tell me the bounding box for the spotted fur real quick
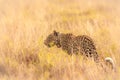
[44,30,99,62]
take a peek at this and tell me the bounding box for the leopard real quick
[44,30,99,62]
[44,30,115,70]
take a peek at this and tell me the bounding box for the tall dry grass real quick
[0,0,120,80]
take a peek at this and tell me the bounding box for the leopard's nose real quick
[44,41,48,46]
[44,40,47,45]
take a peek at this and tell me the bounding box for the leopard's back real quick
[75,35,98,61]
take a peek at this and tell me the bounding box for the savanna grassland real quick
[0,0,120,80]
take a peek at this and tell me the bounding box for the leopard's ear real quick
[53,30,58,36]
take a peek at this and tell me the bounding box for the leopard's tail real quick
[105,57,115,71]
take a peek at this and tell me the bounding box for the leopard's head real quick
[44,30,61,48]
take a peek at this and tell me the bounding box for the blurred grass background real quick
[0,0,120,80]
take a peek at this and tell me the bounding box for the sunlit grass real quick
[0,0,120,80]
